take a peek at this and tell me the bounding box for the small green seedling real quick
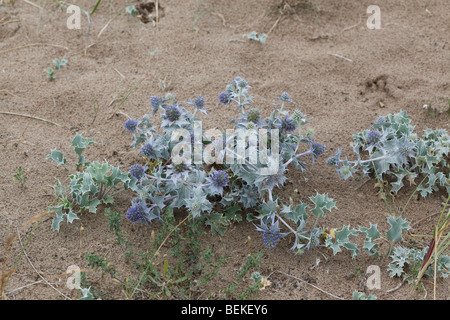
[45,59,68,80]
[352,291,377,300]
[244,31,267,44]
[13,166,28,189]
[125,5,139,17]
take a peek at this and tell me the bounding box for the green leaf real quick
[309,193,337,217]
[260,200,278,216]
[205,212,229,236]
[78,287,95,300]
[173,276,188,284]
[88,198,101,213]
[125,5,139,17]
[246,213,256,222]
[224,204,242,222]
[338,164,355,180]
[387,263,404,278]
[79,193,90,208]
[72,133,94,156]
[90,0,102,15]
[103,195,114,204]
[46,149,66,166]
[164,287,171,297]
[105,166,130,188]
[343,242,360,259]
[65,209,79,224]
[163,260,168,278]
[285,202,309,223]
[371,151,390,175]
[86,162,110,184]
[51,178,66,197]
[79,173,95,194]
[352,290,377,300]
[50,205,64,232]
[386,216,411,243]
[325,225,359,258]
[359,224,381,256]
[45,67,55,79]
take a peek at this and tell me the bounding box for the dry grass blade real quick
[17,229,71,300]
[0,234,17,300]
[0,111,62,127]
[275,270,345,300]
[0,43,68,55]
[23,0,43,10]
[0,19,20,26]
[0,89,16,97]
[0,210,56,299]
[328,53,353,62]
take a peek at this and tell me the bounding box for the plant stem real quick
[276,214,309,241]
[130,213,190,299]
[399,174,430,216]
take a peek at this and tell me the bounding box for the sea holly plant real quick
[321,191,416,259]
[324,215,413,259]
[47,134,137,231]
[323,110,450,262]
[326,110,450,197]
[123,76,338,252]
[387,246,449,284]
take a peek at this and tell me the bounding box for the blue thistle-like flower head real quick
[129,164,146,180]
[281,116,297,133]
[140,143,156,159]
[292,109,305,123]
[372,115,387,128]
[210,170,229,188]
[278,92,294,103]
[126,200,147,223]
[326,148,342,167]
[150,96,163,108]
[247,108,260,123]
[396,137,415,164]
[124,119,138,133]
[254,220,288,249]
[194,96,205,109]
[366,130,382,145]
[234,77,248,89]
[218,91,232,105]
[164,104,181,122]
[166,162,191,184]
[173,163,189,174]
[311,142,326,158]
[263,232,282,248]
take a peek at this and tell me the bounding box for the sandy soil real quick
[0,0,449,300]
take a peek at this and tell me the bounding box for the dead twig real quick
[0,19,20,26]
[0,111,61,127]
[411,211,441,228]
[113,110,131,119]
[0,43,69,55]
[5,280,46,295]
[386,279,405,293]
[341,16,362,33]
[0,89,16,97]
[275,270,345,300]
[328,53,353,62]
[23,0,43,10]
[267,14,282,35]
